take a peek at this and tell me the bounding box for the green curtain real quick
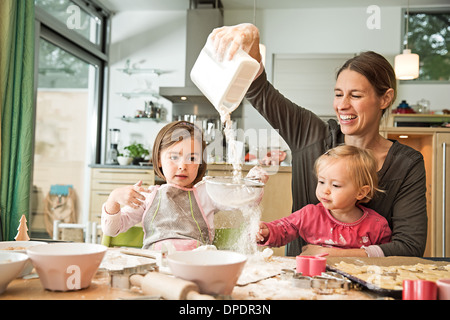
[0,0,35,241]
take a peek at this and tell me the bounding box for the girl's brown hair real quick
[152,121,207,185]
[314,145,382,204]
[336,51,397,115]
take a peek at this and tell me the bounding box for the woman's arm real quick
[379,157,428,257]
[246,70,329,151]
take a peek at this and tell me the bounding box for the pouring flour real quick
[191,36,263,254]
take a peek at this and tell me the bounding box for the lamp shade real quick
[395,49,419,80]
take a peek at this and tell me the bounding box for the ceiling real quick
[98,0,450,12]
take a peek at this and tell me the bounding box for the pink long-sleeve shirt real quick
[261,203,391,252]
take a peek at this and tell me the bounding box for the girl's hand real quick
[105,181,149,214]
[256,222,269,242]
[210,23,261,62]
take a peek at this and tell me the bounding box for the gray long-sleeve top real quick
[246,70,428,257]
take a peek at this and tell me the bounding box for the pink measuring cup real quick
[296,253,328,276]
[403,279,437,300]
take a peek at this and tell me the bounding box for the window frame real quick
[400,7,450,84]
[33,0,111,164]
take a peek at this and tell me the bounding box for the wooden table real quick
[0,271,143,300]
[1,271,373,301]
[0,252,374,300]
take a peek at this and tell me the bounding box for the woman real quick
[211,23,427,257]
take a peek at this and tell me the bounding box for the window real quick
[402,8,450,82]
[31,0,110,238]
[35,0,105,46]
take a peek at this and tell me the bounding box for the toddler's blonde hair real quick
[314,145,381,203]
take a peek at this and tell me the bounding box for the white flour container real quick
[190,38,260,115]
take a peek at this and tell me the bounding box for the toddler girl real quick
[102,121,266,251]
[257,145,391,256]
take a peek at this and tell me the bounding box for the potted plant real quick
[123,142,150,165]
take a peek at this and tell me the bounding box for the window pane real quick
[35,0,101,45]
[31,38,98,238]
[406,11,450,81]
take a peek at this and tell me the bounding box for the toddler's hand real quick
[256,222,269,242]
[246,165,269,184]
[105,181,149,213]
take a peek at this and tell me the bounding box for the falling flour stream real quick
[220,108,261,255]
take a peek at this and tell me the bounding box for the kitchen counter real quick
[89,164,153,169]
[89,163,292,172]
[0,249,373,301]
[207,163,292,173]
[5,249,448,301]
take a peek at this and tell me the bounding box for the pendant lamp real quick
[395,1,419,80]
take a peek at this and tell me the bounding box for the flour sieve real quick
[204,176,264,208]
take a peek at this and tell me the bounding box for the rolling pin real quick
[130,272,215,300]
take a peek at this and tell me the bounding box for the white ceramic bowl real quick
[27,243,107,291]
[117,156,133,166]
[167,250,247,295]
[0,252,29,294]
[0,241,48,277]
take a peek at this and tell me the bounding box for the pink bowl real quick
[27,243,107,291]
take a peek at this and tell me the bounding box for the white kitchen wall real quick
[107,5,450,154]
[108,10,186,155]
[224,6,450,140]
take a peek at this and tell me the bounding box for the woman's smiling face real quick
[333,69,388,137]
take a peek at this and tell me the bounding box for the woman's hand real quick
[104,181,150,214]
[210,23,261,62]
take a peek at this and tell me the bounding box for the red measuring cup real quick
[296,253,328,276]
[403,279,437,300]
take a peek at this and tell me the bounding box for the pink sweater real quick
[261,203,391,252]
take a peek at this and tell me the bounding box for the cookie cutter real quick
[281,269,352,291]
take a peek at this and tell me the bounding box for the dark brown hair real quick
[336,51,397,115]
[152,121,207,185]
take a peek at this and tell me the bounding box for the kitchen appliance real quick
[106,128,120,165]
[159,7,224,103]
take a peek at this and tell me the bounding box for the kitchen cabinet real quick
[207,164,293,256]
[89,166,155,223]
[435,133,450,257]
[380,127,450,257]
